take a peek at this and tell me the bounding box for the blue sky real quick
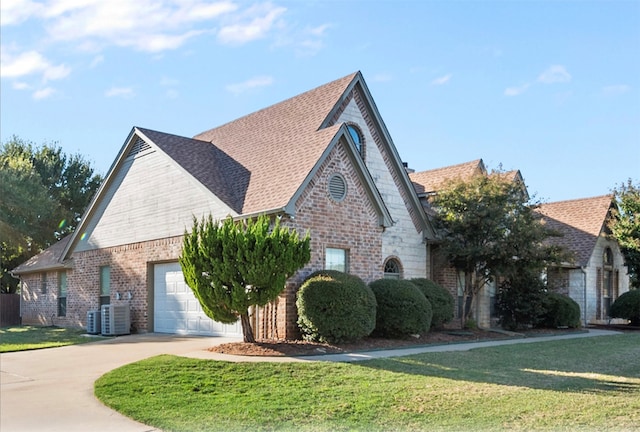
[2,0,638,203]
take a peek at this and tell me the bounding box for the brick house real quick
[12,71,436,339]
[410,160,630,327]
[537,195,630,325]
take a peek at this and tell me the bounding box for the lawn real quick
[95,333,640,432]
[0,325,103,352]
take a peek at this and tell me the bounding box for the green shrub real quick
[610,289,640,326]
[369,279,432,338]
[410,278,454,328]
[296,271,376,343]
[538,292,581,328]
[496,270,546,331]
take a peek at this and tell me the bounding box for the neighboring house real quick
[537,195,630,325]
[410,159,528,327]
[12,71,436,339]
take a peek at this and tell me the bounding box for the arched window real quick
[347,124,364,157]
[383,257,402,279]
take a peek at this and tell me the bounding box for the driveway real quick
[0,334,240,432]
[1,329,620,431]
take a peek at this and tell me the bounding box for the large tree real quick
[180,215,311,342]
[431,172,564,327]
[609,179,640,288]
[0,137,103,292]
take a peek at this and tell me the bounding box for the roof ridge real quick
[541,194,613,206]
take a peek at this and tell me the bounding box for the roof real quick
[193,72,359,215]
[409,159,485,195]
[11,236,71,275]
[536,195,614,266]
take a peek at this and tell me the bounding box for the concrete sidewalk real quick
[0,329,621,432]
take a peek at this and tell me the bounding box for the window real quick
[383,258,402,279]
[347,124,364,157]
[100,266,111,307]
[41,272,47,294]
[603,248,614,318]
[325,248,348,273]
[58,272,67,317]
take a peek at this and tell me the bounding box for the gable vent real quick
[127,137,152,159]
[328,173,347,202]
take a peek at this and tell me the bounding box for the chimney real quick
[402,162,415,174]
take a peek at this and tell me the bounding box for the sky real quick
[1,0,639,204]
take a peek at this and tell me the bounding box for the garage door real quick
[153,262,242,337]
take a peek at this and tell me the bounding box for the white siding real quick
[338,98,427,279]
[76,149,237,251]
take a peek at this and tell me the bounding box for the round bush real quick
[610,289,640,326]
[410,278,454,328]
[539,292,581,328]
[369,279,432,338]
[296,271,376,343]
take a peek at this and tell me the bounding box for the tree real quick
[609,179,640,288]
[431,171,564,327]
[180,215,311,342]
[0,136,103,293]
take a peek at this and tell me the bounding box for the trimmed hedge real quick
[410,278,454,328]
[296,270,376,343]
[539,292,581,328]
[610,289,640,326]
[369,279,432,338]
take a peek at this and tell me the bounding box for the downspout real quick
[580,266,588,327]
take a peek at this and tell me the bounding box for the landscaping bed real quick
[209,327,582,357]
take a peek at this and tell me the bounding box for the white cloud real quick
[12,81,31,90]
[371,73,393,83]
[504,83,531,97]
[217,3,286,44]
[538,65,571,84]
[89,55,104,68]
[225,76,274,94]
[431,73,452,86]
[42,0,236,52]
[0,0,43,25]
[105,86,135,98]
[0,49,70,81]
[602,84,631,96]
[33,87,55,99]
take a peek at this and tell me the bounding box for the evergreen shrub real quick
[369,279,432,337]
[296,270,376,343]
[539,292,581,328]
[410,278,454,328]
[610,289,640,326]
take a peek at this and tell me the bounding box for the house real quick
[12,71,436,339]
[537,195,630,325]
[410,159,529,327]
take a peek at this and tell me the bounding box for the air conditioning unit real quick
[86,310,101,334]
[101,304,131,336]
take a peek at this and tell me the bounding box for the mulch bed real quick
[209,327,588,357]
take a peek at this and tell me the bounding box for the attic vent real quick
[328,173,347,202]
[127,137,151,158]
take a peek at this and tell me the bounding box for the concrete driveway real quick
[0,334,240,432]
[1,329,620,431]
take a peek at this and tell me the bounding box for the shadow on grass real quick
[357,333,640,394]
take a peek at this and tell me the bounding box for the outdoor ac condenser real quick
[100,304,131,336]
[86,310,101,334]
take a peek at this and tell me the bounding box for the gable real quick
[69,131,236,253]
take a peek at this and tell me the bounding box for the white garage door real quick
[153,262,242,337]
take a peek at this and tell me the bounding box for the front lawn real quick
[95,333,640,431]
[0,325,102,352]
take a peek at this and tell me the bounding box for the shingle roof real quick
[193,72,359,215]
[536,195,613,266]
[136,128,248,213]
[11,236,71,275]
[409,159,485,195]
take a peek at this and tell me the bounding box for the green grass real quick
[0,325,103,352]
[95,333,640,432]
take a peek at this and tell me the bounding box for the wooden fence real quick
[0,294,21,327]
